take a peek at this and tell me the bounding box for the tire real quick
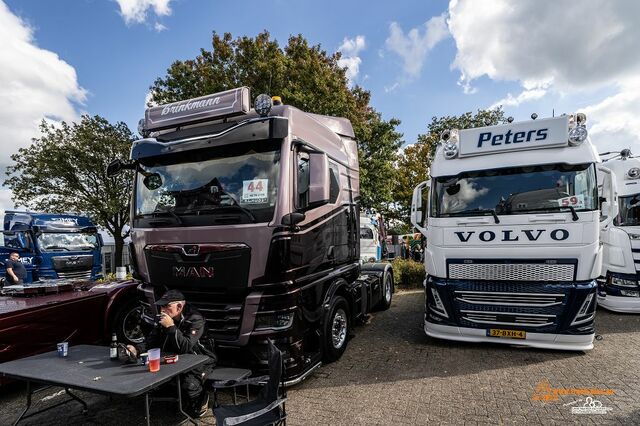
[322,296,350,363]
[113,300,147,345]
[375,270,393,311]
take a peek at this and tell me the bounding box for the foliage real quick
[4,115,135,266]
[96,272,133,283]
[392,257,426,288]
[391,108,507,223]
[149,31,402,211]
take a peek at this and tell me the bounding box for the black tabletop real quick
[0,345,211,397]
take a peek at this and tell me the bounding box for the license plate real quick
[487,329,526,339]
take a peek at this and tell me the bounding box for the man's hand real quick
[126,345,138,357]
[159,312,174,328]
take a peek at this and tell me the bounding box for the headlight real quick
[610,276,638,288]
[628,233,640,240]
[254,311,294,331]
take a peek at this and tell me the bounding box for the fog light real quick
[429,288,448,318]
[568,125,588,145]
[254,312,294,331]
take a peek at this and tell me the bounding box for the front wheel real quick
[113,300,147,345]
[322,296,350,363]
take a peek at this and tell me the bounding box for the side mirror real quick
[411,180,430,236]
[308,152,330,207]
[107,159,136,177]
[282,212,306,228]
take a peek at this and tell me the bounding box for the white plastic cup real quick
[115,266,127,280]
[148,348,161,372]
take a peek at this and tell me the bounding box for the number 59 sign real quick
[558,194,585,209]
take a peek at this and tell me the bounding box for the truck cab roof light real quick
[271,96,282,106]
[441,129,459,159]
[628,167,640,179]
[568,125,588,146]
[255,94,273,117]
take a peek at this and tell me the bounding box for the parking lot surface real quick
[1,289,640,425]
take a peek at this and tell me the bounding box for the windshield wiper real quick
[147,209,183,225]
[515,206,579,221]
[183,205,256,223]
[44,245,70,251]
[449,208,500,224]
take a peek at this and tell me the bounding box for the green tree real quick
[392,108,506,223]
[150,31,402,211]
[4,115,135,267]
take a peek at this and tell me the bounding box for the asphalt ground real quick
[1,289,639,425]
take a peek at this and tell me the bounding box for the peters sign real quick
[458,116,569,157]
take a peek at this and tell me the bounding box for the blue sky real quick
[1,0,639,211]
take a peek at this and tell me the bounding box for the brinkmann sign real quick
[144,87,251,132]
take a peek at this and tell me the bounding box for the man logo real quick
[172,266,214,278]
[182,245,200,256]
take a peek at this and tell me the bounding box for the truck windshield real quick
[616,194,640,226]
[432,163,597,217]
[37,233,99,251]
[135,140,281,224]
[0,231,30,249]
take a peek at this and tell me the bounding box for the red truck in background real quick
[0,280,142,368]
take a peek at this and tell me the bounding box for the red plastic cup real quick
[148,348,161,372]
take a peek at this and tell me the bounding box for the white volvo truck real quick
[598,149,640,312]
[411,114,617,351]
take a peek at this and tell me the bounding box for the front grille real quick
[447,280,571,332]
[631,240,640,272]
[455,290,564,307]
[57,270,92,280]
[180,290,244,341]
[461,310,556,327]
[448,260,575,282]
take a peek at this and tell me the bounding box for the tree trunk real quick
[114,235,125,268]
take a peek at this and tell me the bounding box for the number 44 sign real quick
[558,194,585,209]
[242,179,268,204]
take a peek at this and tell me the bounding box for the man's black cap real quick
[154,289,186,306]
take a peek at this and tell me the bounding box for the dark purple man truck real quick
[108,87,393,384]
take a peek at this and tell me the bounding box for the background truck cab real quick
[1,211,103,283]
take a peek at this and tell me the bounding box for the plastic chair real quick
[213,340,287,426]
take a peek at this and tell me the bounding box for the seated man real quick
[5,252,27,284]
[127,289,216,418]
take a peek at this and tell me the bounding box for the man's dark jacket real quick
[137,304,217,363]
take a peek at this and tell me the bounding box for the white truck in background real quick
[598,149,640,312]
[359,213,387,263]
[411,113,617,351]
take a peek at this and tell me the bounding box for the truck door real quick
[0,231,36,283]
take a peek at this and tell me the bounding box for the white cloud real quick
[337,35,366,85]
[154,22,167,32]
[385,14,449,78]
[447,0,640,150]
[582,77,640,154]
[384,82,400,93]
[489,88,547,110]
[448,0,640,92]
[0,1,85,210]
[115,0,172,25]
